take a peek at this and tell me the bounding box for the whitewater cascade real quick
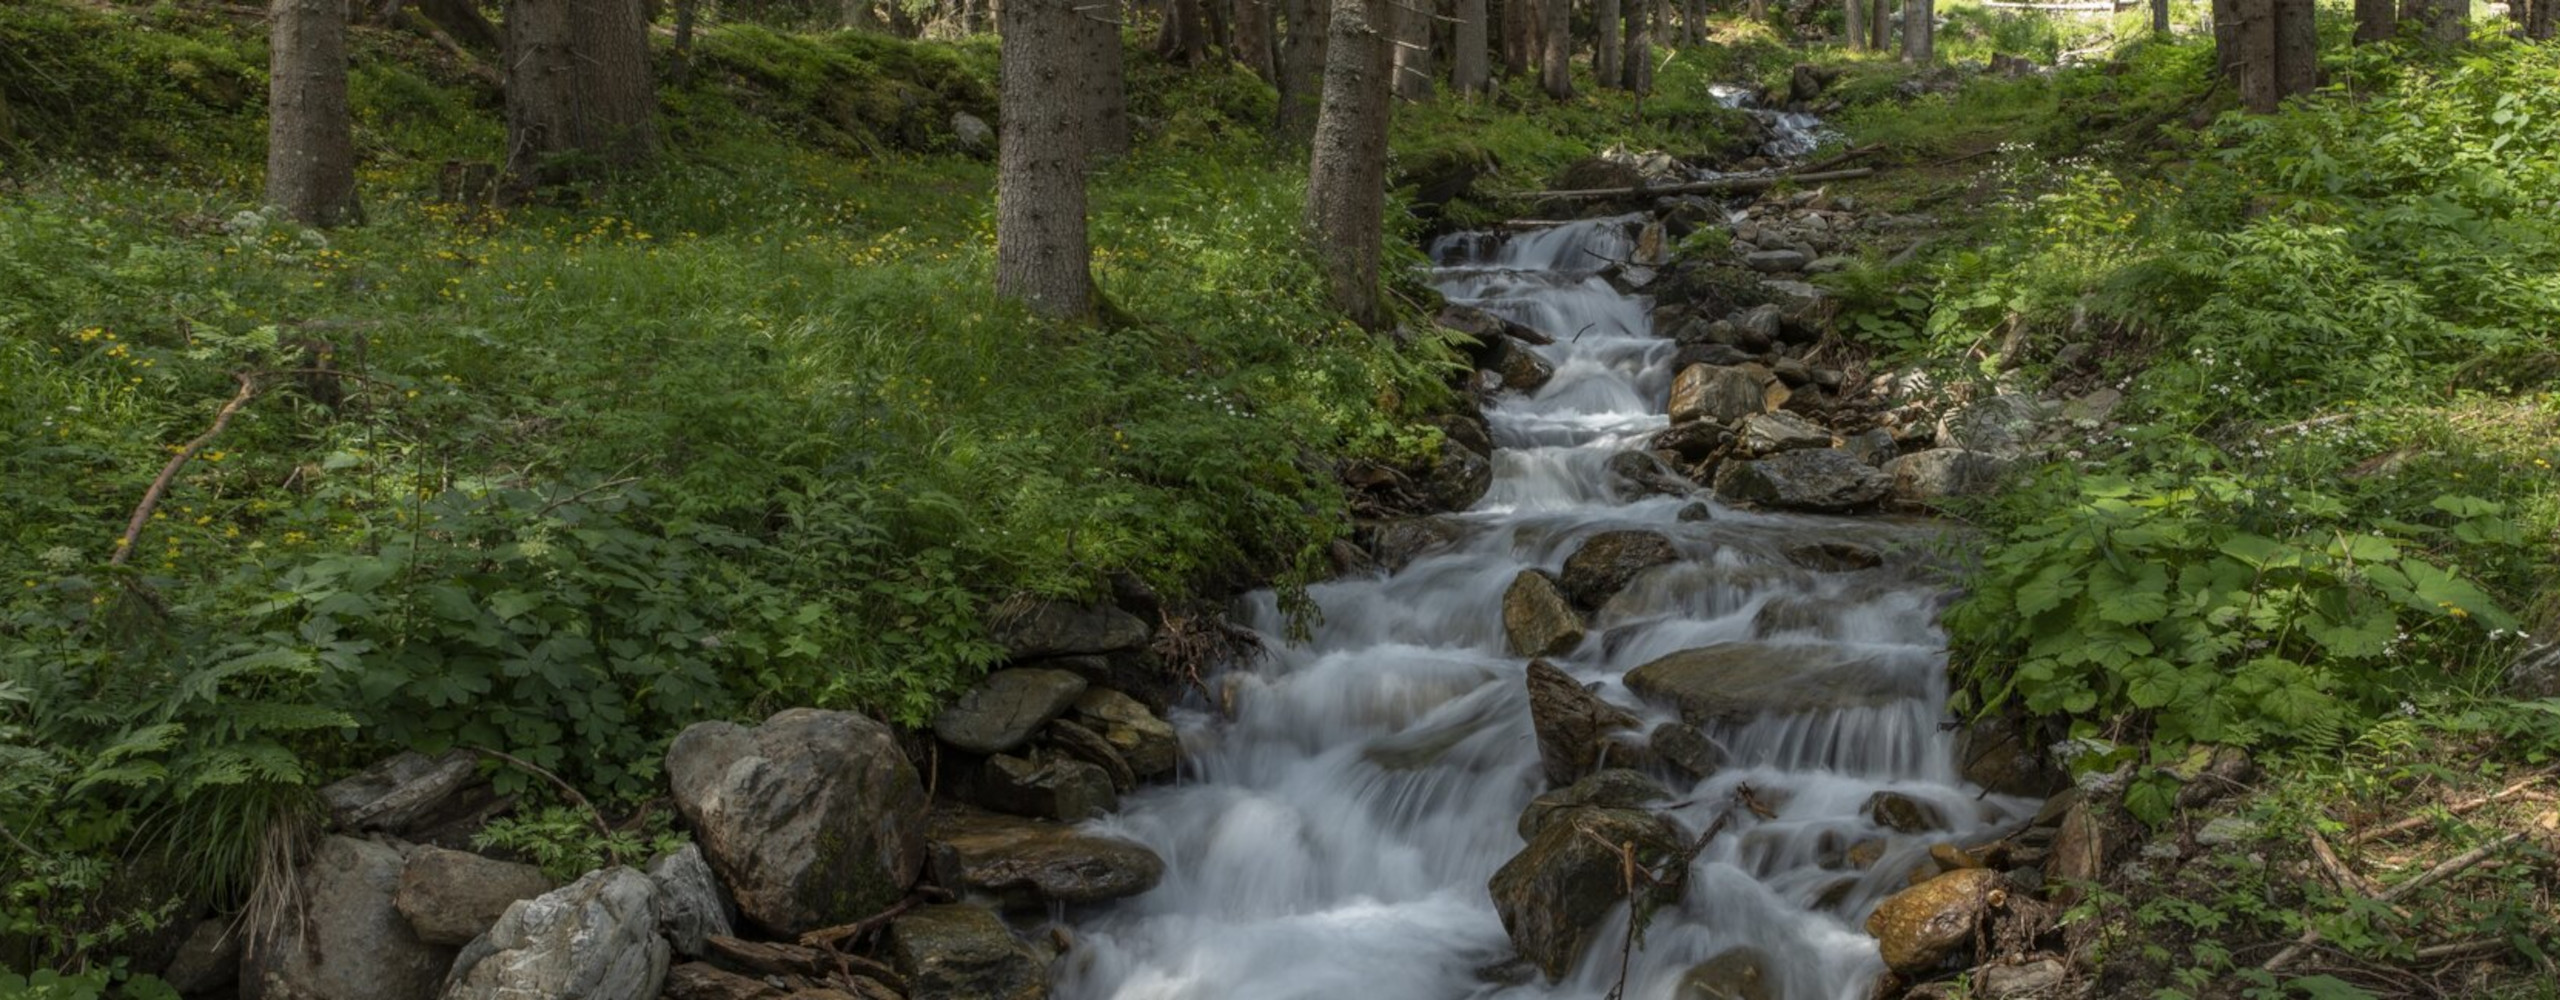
[1054,217,2032,1000]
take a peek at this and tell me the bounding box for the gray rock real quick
[1624,642,1918,724]
[1867,791,1949,833]
[1427,437,1494,511]
[1676,946,1777,1000]
[977,752,1117,822]
[1713,449,1890,512]
[666,709,928,936]
[1759,279,1829,311]
[1672,342,1757,370]
[926,807,1164,909]
[1805,256,1853,274]
[1956,712,2065,799]
[949,112,993,154]
[1366,516,1470,572]
[1605,450,1694,500]
[2196,816,2259,847]
[1936,393,2043,458]
[1489,806,1684,980]
[1526,660,1640,788]
[394,846,555,946]
[1668,364,1767,425]
[1884,447,2014,504]
[1783,541,1883,572]
[319,750,505,838]
[2506,640,2560,700]
[1840,427,1898,466]
[1732,303,1786,345]
[441,867,668,1000]
[1651,419,1733,464]
[242,836,455,1000]
[1977,958,2068,999]
[1736,412,1831,455]
[1069,688,1180,778]
[160,919,242,996]
[1503,570,1587,658]
[1044,717,1138,791]
[1744,249,1809,273]
[889,904,1048,1000]
[1485,336,1556,393]
[1676,501,1715,522]
[935,668,1090,754]
[1558,530,1680,610]
[647,845,734,959]
[1519,769,1669,838]
[989,600,1150,659]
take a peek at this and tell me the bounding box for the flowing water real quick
[1055,218,2033,1000]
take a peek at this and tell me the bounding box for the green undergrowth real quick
[1829,30,2560,800]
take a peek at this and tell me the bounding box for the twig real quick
[534,473,642,516]
[2308,827,2409,919]
[2348,772,2551,846]
[470,746,618,852]
[2413,938,2510,960]
[2263,825,2537,972]
[114,373,261,566]
[799,886,954,950]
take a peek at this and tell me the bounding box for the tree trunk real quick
[1593,0,1621,88]
[1393,0,1437,100]
[2355,0,2395,39]
[2404,0,2466,43]
[2273,0,2316,99]
[1159,0,1213,62]
[1276,0,1330,138]
[1902,0,1931,60]
[1078,0,1131,156]
[267,0,361,227]
[1621,0,1650,92]
[1235,0,1278,79]
[503,0,657,189]
[1846,0,1865,49]
[1452,0,1491,94]
[417,0,502,50]
[998,0,1098,319]
[1502,0,1533,76]
[1869,0,1890,51]
[2152,0,2169,33]
[673,0,700,83]
[1538,0,1572,98]
[1304,0,1394,329]
[2530,0,2555,38]
[2235,0,2278,112]
[2214,0,2241,76]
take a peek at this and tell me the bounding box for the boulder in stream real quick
[1675,945,1777,1000]
[926,806,1164,909]
[1883,447,2013,505]
[1668,364,1768,425]
[1503,570,1587,658]
[1518,769,1668,838]
[1526,659,1640,787]
[890,903,1049,1000]
[666,709,929,936]
[1488,806,1685,980]
[1864,867,2004,974]
[1712,448,1890,512]
[1069,687,1181,778]
[934,668,1090,754]
[989,600,1150,660]
[1623,642,1915,724]
[1558,529,1680,610]
[975,751,1117,822]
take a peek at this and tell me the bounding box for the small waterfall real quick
[1057,217,2029,1000]
[1710,84,1841,162]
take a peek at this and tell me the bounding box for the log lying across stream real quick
[1523,167,1878,201]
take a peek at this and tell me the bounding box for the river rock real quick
[1504,570,1587,658]
[2506,640,2560,699]
[394,846,555,946]
[1623,643,1913,723]
[1669,364,1768,425]
[1672,342,1757,370]
[1937,393,2043,458]
[1046,717,1139,791]
[1526,659,1641,787]
[666,708,929,935]
[1606,450,1693,500]
[160,919,242,996]
[1518,769,1668,838]
[1712,449,1889,512]
[242,836,454,1000]
[926,806,1164,909]
[1675,946,1777,1000]
[1651,722,1726,779]
[319,750,506,840]
[989,600,1150,659]
[1652,420,1734,464]
[1976,958,2068,999]
[1489,806,1685,980]
[1737,412,1831,455]
[441,866,669,1000]
[1884,448,2013,504]
[1956,711,2064,798]
[2045,800,2105,904]
[976,752,1117,822]
[1559,530,1680,609]
[648,845,735,959]
[1069,688,1180,778]
[1485,336,1556,393]
[1783,541,1882,572]
[1427,438,1494,511]
[1864,868,2004,974]
[1745,249,1809,273]
[1367,516,1470,571]
[934,668,1090,754]
[890,904,1048,1000]
[1841,427,1897,466]
[1868,792,1949,833]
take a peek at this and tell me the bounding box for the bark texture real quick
[1304,0,1394,329]
[1846,0,1865,51]
[1538,0,1572,98]
[267,0,362,227]
[2273,0,2317,97]
[1901,0,1931,61]
[1235,0,1278,80]
[417,0,501,50]
[1159,0,1213,62]
[2404,0,2466,43]
[2153,0,2170,33]
[1276,0,1330,139]
[1080,0,1131,157]
[1393,0,1437,101]
[2213,0,2241,77]
[1621,0,1651,93]
[1452,0,1492,94]
[503,0,657,187]
[2355,0,2396,39]
[2530,0,2555,39]
[1593,0,1621,88]
[1502,0,1533,76]
[1868,0,1889,51]
[998,0,1099,319]
[2235,0,2278,112]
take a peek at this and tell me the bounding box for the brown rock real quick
[1503,570,1587,658]
[2045,801,2105,904]
[1668,364,1768,425]
[1558,530,1680,610]
[392,846,554,946]
[1863,868,2004,974]
[1525,660,1640,788]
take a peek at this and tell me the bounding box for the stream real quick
[1053,205,2031,1000]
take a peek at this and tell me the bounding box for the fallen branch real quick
[2349,771,2551,846]
[469,746,618,855]
[114,373,261,566]
[799,886,954,950]
[2263,821,2543,973]
[1522,167,1877,201]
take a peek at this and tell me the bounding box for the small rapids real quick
[1054,217,2031,1000]
[1711,84,1837,161]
